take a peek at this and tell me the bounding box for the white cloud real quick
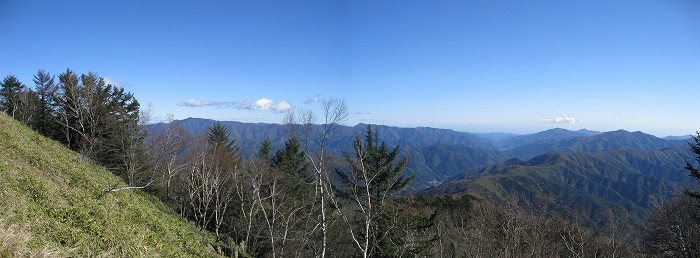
[177,98,210,107]
[541,115,580,124]
[247,98,293,112]
[103,77,125,88]
[178,98,293,112]
[248,98,274,110]
[176,98,246,108]
[276,101,293,111]
[303,94,321,104]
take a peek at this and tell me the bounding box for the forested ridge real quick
[3,70,700,257]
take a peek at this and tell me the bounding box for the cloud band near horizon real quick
[541,115,581,124]
[177,98,293,112]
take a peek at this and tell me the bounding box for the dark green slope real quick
[362,124,494,150]
[0,113,222,257]
[421,144,510,182]
[496,128,588,150]
[506,129,685,160]
[396,145,510,189]
[424,148,694,227]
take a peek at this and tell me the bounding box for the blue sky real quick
[1,0,699,136]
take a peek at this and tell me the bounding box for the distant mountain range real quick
[148,118,697,222]
[149,118,501,189]
[486,128,602,150]
[505,129,687,160]
[149,118,494,153]
[423,147,695,227]
[663,135,693,141]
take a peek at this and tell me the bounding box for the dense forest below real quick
[2,70,700,257]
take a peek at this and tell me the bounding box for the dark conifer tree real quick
[54,69,143,182]
[32,70,58,137]
[256,137,273,162]
[0,75,25,118]
[207,121,239,155]
[100,81,143,183]
[336,124,415,257]
[273,138,309,179]
[338,125,412,199]
[685,132,700,200]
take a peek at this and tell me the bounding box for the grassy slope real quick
[0,113,221,257]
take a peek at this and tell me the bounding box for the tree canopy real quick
[685,132,700,200]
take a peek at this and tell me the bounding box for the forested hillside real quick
[425,148,695,227]
[506,130,686,160]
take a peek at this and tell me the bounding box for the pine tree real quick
[0,75,26,118]
[32,70,58,137]
[207,121,239,155]
[336,124,414,258]
[256,137,273,162]
[102,83,143,184]
[54,69,143,182]
[273,138,309,179]
[339,125,412,199]
[685,132,700,200]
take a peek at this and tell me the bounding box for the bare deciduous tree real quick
[145,114,192,197]
[183,136,240,237]
[284,97,348,258]
[642,194,700,257]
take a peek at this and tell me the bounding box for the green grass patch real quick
[0,113,222,257]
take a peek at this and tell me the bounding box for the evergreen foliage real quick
[0,69,144,185]
[338,124,413,199]
[273,138,309,179]
[336,124,418,257]
[32,70,58,137]
[0,75,25,116]
[207,121,239,154]
[685,132,700,200]
[0,74,38,125]
[53,69,143,182]
[256,137,272,162]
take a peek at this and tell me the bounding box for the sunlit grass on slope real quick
[0,113,222,257]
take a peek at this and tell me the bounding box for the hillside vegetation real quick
[506,130,685,160]
[426,148,695,227]
[0,113,221,257]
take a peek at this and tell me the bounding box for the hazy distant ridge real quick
[149,118,688,190]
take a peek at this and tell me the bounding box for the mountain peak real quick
[600,129,655,138]
[577,128,602,136]
[544,127,574,133]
